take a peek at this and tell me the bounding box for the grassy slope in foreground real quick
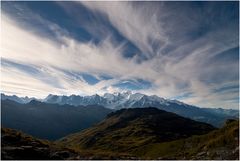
[57,107,218,159]
[135,119,239,160]
[57,119,239,159]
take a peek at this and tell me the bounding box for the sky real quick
[1,1,239,109]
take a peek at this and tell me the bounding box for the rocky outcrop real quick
[1,128,81,160]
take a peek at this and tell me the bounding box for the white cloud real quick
[1,2,239,109]
[80,1,169,59]
[1,14,155,97]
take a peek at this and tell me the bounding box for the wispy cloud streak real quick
[1,2,239,109]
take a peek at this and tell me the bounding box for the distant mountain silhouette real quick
[1,93,36,104]
[1,92,239,127]
[1,99,112,140]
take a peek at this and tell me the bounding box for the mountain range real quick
[1,93,37,104]
[1,95,239,160]
[1,99,112,140]
[1,92,238,127]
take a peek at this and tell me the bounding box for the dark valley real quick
[1,99,112,140]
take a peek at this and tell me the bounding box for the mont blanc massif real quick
[1,92,239,159]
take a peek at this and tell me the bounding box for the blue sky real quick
[1,1,239,109]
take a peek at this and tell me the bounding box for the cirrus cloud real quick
[1,1,239,109]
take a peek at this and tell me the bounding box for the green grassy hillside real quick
[57,107,219,159]
[134,119,239,159]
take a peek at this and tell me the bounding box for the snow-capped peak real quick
[129,93,145,101]
[42,91,191,109]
